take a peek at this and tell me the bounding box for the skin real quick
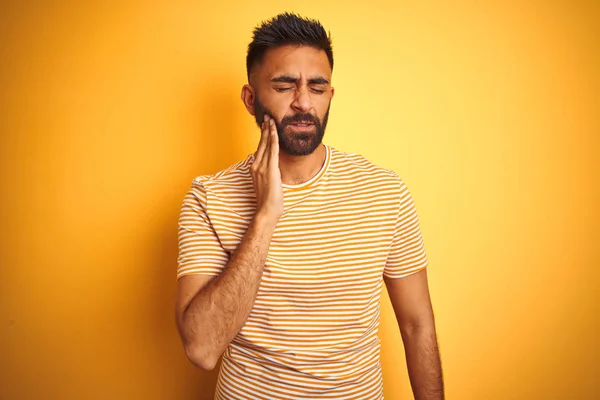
[175,43,444,399]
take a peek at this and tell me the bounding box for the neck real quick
[278,144,326,186]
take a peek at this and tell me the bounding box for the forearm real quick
[402,326,445,400]
[181,213,276,368]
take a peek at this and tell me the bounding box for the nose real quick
[291,85,312,113]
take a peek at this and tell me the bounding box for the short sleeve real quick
[177,180,230,281]
[383,178,429,279]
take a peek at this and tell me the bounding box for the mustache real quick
[280,113,320,126]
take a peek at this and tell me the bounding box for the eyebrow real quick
[271,75,330,85]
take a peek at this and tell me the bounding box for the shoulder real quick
[187,154,254,203]
[328,146,405,190]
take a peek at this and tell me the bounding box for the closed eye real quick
[274,86,327,94]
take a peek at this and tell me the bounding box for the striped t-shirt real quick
[177,143,429,399]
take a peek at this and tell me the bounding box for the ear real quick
[331,86,335,98]
[241,84,256,115]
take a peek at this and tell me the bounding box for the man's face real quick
[247,45,334,156]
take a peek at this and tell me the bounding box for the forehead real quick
[258,45,332,80]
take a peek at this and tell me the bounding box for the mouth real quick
[289,122,315,132]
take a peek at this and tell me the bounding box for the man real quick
[175,12,444,400]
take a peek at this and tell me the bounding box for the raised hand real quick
[250,115,284,225]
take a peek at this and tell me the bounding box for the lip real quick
[289,124,315,132]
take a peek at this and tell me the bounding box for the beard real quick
[253,95,330,156]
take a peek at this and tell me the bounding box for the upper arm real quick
[383,176,433,332]
[383,177,428,279]
[175,181,228,328]
[177,181,230,280]
[384,268,435,334]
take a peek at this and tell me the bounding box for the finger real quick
[263,118,272,166]
[268,119,279,168]
[254,116,270,166]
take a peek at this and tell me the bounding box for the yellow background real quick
[1,1,598,399]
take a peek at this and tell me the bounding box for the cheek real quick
[262,97,290,120]
[316,99,331,120]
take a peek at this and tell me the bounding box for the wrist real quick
[253,211,279,232]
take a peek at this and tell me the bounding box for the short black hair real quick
[246,12,334,79]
